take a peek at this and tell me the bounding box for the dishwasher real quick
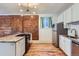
[72,41,79,56]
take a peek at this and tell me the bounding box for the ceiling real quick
[0,3,73,15]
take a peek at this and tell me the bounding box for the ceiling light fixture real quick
[18,3,39,15]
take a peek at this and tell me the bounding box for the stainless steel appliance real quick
[72,41,79,56]
[53,22,68,48]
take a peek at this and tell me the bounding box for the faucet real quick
[71,29,77,37]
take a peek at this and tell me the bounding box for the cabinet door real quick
[64,37,72,56]
[0,43,15,56]
[64,7,72,28]
[58,13,64,23]
[72,4,79,21]
[16,40,22,56]
[64,7,72,23]
[59,36,72,56]
[16,38,25,56]
[59,35,64,51]
[21,38,25,55]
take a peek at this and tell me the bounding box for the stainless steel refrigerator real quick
[53,22,68,47]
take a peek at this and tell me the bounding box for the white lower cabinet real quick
[64,37,72,56]
[0,43,15,56]
[59,35,72,56]
[0,37,25,56]
[16,38,25,56]
[59,35,64,51]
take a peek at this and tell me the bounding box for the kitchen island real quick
[0,34,25,56]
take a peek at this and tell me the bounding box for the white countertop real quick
[60,35,79,44]
[0,34,24,43]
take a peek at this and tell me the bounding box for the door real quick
[23,15,39,40]
[39,17,52,43]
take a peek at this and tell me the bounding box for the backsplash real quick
[68,24,79,37]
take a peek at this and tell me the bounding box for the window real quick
[40,17,52,28]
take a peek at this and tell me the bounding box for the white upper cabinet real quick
[58,6,72,24]
[64,7,72,28]
[58,3,79,24]
[72,4,79,22]
[57,12,64,23]
[64,7,72,23]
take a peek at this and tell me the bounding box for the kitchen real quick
[0,3,79,56]
[57,3,79,56]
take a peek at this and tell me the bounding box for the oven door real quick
[72,42,79,56]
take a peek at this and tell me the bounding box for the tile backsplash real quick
[68,24,79,37]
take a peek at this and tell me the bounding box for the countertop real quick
[60,35,79,45]
[0,34,25,43]
[62,35,78,39]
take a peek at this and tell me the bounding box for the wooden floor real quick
[25,43,65,56]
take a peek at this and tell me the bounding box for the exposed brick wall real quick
[23,15,39,40]
[10,15,23,32]
[0,16,12,27]
[0,16,12,36]
[0,15,39,40]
